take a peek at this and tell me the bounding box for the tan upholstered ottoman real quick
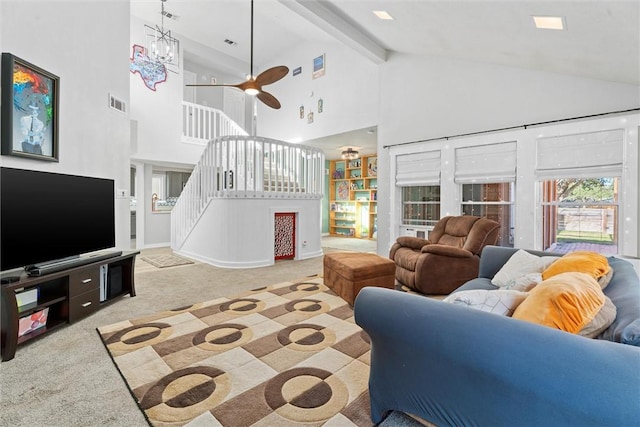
[323,252,396,305]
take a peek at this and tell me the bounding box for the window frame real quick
[460,182,515,247]
[401,185,441,228]
[539,177,620,254]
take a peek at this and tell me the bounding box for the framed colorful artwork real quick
[1,53,60,161]
[367,156,378,177]
[337,181,350,200]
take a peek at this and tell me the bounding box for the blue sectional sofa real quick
[354,246,640,427]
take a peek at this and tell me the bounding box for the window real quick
[151,170,192,212]
[454,142,516,247]
[461,183,514,247]
[536,129,623,255]
[396,150,441,234]
[402,186,441,227]
[151,172,166,200]
[541,178,618,254]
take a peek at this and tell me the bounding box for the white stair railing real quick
[171,135,324,251]
[181,101,247,144]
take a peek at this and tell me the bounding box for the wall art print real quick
[312,53,325,79]
[129,44,167,91]
[1,53,59,161]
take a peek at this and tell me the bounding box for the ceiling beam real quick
[278,0,387,64]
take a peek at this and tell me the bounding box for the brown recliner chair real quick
[389,216,500,295]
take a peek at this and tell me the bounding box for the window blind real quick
[454,141,517,184]
[396,150,441,186]
[536,130,624,179]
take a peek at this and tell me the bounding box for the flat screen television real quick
[1,167,115,273]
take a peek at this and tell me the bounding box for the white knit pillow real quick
[492,250,544,289]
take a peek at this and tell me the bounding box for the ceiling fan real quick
[186,0,289,109]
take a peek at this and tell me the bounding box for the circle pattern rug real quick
[97,276,371,426]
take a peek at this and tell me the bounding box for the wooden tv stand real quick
[0,251,139,362]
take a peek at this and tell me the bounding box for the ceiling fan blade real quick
[185,84,240,88]
[255,66,289,86]
[257,90,281,109]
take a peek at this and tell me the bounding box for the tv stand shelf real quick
[1,251,139,362]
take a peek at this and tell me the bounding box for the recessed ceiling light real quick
[532,15,566,30]
[373,10,394,20]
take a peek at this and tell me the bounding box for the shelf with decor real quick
[1,251,139,362]
[328,154,377,239]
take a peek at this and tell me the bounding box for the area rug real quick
[97,276,372,426]
[141,254,194,268]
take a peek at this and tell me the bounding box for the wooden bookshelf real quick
[329,155,377,239]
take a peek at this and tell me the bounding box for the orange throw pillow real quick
[542,251,611,281]
[512,272,605,334]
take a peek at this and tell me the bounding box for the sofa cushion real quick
[542,251,611,281]
[444,289,528,316]
[454,277,498,292]
[597,268,614,290]
[513,272,605,334]
[579,296,616,338]
[491,249,544,290]
[599,257,640,346]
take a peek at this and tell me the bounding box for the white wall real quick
[178,198,323,268]
[257,42,379,145]
[0,1,131,250]
[376,53,640,255]
[129,16,211,248]
[129,15,205,166]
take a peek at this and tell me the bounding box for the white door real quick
[224,87,246,130]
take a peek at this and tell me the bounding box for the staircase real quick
[172,102,325,257]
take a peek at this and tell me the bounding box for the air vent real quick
[161,10,179,20]
[109,94,126,113]
[224,39,237,46]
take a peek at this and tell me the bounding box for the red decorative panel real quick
[274,213,296,260]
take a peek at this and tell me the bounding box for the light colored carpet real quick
[0,237,422,427]
[97,276,372,426]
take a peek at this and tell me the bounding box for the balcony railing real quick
[171,135,325,250]
[182,101,247,144]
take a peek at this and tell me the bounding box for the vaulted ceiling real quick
[130,0,639,158]
[131,0,639,85]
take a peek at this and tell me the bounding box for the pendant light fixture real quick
[145,0,180,73]
[342,148,360,160]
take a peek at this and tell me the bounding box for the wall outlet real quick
[116,189,129,199]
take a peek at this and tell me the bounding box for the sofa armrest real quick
[421,244,474,258]
[390,237,431,260]
[396,236,431,250]
[354,287,640,426]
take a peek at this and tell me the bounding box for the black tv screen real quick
[1,167,115,272]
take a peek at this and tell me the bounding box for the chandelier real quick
[145,0,180,73]
[341,148,359,160]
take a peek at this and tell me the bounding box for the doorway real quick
[274,213,296,260]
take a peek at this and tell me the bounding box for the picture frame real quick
[1,53,60,162]
[367,156,378,177]
[312,53,325,79]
